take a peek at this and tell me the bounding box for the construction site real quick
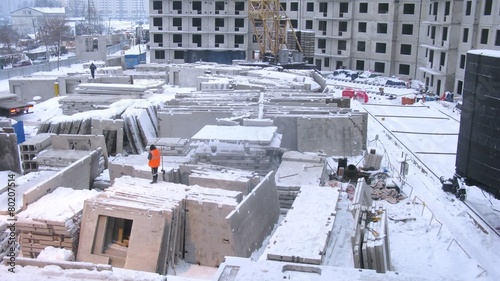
[1,1,500,281]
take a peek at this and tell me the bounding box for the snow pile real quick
[37,246,74,261]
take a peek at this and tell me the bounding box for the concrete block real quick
[50,134,108,167]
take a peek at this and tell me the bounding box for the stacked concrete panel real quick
[59,95,139,115]
[0,171,57,215]
[274,151,325,213]
[107,154,182,184]
[16,187,98,258]
[156,90,366,157]
[0,220,10,260]
[351,203,392,273]
[77,176,242,273]
[22,150,102,210]
[265,185,340,265]
[188,168,259,196]
[189,125,282,175]
[148,137,190,156]
[20,133,53,173]
[34,149,95,169]
[122,104,158,154]
[0,133,22,174]
[37,118,94,135]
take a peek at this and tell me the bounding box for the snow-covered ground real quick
[1,60,500,281]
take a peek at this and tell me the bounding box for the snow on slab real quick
[192,125,277,144]
[38,246,74,261]
[265,186,340,265]
[468,49,500,57]
[381,117,460,135]
[363,104,446,118]
[0,171,58,215]
[17,187,99,223]
[275,160,323,190]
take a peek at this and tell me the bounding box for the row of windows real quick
[153,1,244,12]
[462,28,500,46]
[280,2,415,15]
[153,34,245,46]
[153,0,500,18]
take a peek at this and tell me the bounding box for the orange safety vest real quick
[148,149,161,168]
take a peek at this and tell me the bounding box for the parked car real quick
[13,59,32,67]
[32,56,48,64]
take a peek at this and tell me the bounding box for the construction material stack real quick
[16,187,98,258]
[19,133,53,173]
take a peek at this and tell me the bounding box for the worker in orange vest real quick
[148,145,161,184]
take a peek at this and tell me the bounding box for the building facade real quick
[149,0,500,96]
[93,0,148,20]
[10,7,66,36]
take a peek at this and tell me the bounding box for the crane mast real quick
[248,0,302,61]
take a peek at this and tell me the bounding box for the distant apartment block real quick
[94,0,148,20]
[149,0,500,96]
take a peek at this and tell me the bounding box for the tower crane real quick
[248,0,302,63]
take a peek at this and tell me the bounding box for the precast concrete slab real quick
[192,125,277,145]
[265,185,340,265]
[22,150,101,210]
[213,256,440,281]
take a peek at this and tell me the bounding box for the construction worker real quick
[89,63,97,79]
[148,145,161,184]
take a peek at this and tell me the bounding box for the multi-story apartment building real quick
[149,0,500,96]
[93,0,148,20]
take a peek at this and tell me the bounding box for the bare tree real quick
[0,25,20,54]
[37,17,70,58]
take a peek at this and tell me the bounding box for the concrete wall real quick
[75,36,108,61]
[9,77,58,103]
[157,111,233,138]
[297,116,366,156]
[0,133,21,173]
[183,199,237,266]
[22,150,100,210]
[50,134,108,167]
[227,172,280,257]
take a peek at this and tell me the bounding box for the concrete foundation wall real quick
[227,172,280,257]
[22,150,100,209]
[183,200,236,266]
[157,111,233,138]
[0,133,21,173]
